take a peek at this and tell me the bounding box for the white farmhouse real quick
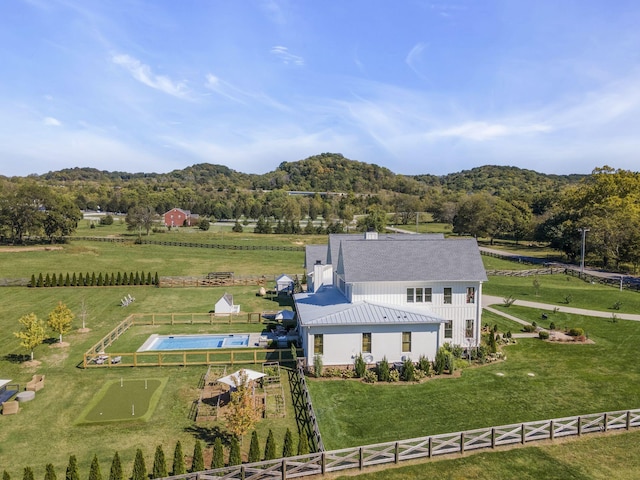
[294,233,487,366]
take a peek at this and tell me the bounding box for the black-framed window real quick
[444,288,452,304]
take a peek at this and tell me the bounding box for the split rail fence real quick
[155,407,640,480]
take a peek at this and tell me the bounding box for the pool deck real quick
[136,333,277,352]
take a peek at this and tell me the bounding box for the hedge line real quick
[28,271,159,287]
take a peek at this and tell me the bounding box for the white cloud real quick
[43,117,62,126]
[426,121,551,141]
[112,53,189,98]
[270,46,304,66]
[405,42,428,78]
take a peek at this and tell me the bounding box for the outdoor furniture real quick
[0,380,19,403]
[25,374,45,392]
[111,356,122,364]
[1,401,19,415]
[16,391,35,402]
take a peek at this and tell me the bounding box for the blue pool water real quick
[139,334,250,351]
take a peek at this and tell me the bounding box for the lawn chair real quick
[2,401,19,415]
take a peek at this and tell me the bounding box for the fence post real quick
[550,420,554,440]
[627,410,631,430]
[428,437,432,458]
[394,442,399,463]
[359,447,364,469]
[282,458,287,478]
[460,432,465,454]
[577,416,582,436]
[321,452,326,474]
[491,428,495,448]
[521,424,525,444]
[603,413,608,432]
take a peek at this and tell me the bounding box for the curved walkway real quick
[483,295,640,322]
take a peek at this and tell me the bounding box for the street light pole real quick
[579,227,590,277]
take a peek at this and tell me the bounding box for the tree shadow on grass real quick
[4,353,30,363]
[185,424,234,446]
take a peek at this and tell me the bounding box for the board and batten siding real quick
[302,323,441,366]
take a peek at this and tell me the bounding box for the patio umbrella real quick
[217,369,266,388]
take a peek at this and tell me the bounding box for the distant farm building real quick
[163,208,199,227]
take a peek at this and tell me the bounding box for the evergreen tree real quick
[116,272,122,285]
[154,272,159,286]
[110,273,115,286]
[228,437,241,466]
[108,452,122,480]
[37,273,44,287]
[129,272,134,285]
[78,272,84,287]
[65,455,79,480]
[297,433,310,455]
[97,273,103,286]
[22,467,34,480]
[71,272,77,286]
[172,441,186,475]
[30,274,36,287]
[248,431,260,463]
[45,273,51,287]
[122,272,128,285]
[152,445,167,479]
[134,271,141,285]
[51,273,57,287]
[3,470,10,480]
[131,449,146,480]
[211,438,224,469]
[146,272,152,285]
[190,441,204,473]
[282,428,294,458]
[88,455,102,480]
[44,464,56,480]
[264,429,276,460]
[58,273,63,286]
[64,273,70,287]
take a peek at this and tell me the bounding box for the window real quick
[424,288,432,302]
[362,333,372,353]
[444,320,453,339]
[407,288,415,303]
[402,332,411,353]
[415,287,423,303]
[465,319,474,338]
[444,288,452,304]
[314,334,324,355]
[466,287,475,304]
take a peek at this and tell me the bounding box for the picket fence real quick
[154,408,640,480]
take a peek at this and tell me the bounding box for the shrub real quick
[389,369,400,382]
[131,449,147,480]
[198,218,210,231]
[228,437,241,466]
[191,441,204,473]
[363,370,377,383]
[503,295,516,307]
[612,301,622,310]
[377,356,390,382]
[417,355,430,375]
[564,294,573,304]
[88,455,101,480]
[282,428,294,458]
[549,321,556,330]
[152,445,167,479]
[401,358,416,381]
[354,353,366,378]
[522,324,536,333]
[539,330,550,340]
[248,431,261,463]
[264,430,276,460]
[211,438,224,469]
[44,464,56,480]
[66,455,80,480]
[297,433,310,455]
[567,327,585,337]
[313,355,323,378]
[108,452,122,480]
[100,214,114,225]
[434,347,448,375]
[446,352,456,374]
[172,441,186,475]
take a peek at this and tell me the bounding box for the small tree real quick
[354,353,366,378]
[47,301,74,343]
[248,431,261,463]
[264,429,277,460]
[401,358,416,381]
[198,218,210,231]
[88,455,102,480]
[225,370,261,439]
[211,438,224,469]
[65,455,79,480]
[3,470,10,480]
[434,347,448,375]
[172,441,186,475]
[297,433,310,455]
[313,354,323,378]
[22,468,34,480]
[44,464,56,480]
[377,356,390,381]
[108,452,122,480]
[232,221,243,233]
[152,445,167,479]
[282,428,294,458]
[191,441,204,473]
[131,449,146,480]
[533,275,541,296]
[228,437,241,466]
[14,313,46,360]
[417,355,431,375]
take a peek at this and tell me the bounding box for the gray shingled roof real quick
[294,286,446,326]
[337,237,487,283]
[305,244,328,269]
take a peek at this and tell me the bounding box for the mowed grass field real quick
[0,234,308,477]
[1,232,639,478]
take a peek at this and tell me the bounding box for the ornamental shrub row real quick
[28,271,159,288]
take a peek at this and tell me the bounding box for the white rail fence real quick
[155,408,639,479]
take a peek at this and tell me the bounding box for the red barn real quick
[163,208,199,227]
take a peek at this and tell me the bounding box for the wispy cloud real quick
[426,121,551,141]
[270,46,304,66]
[204,72,291,112]
[112,53,189,98]
[43,116,62,126]
[405,42,428,78]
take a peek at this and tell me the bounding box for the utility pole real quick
[579,227,590,277]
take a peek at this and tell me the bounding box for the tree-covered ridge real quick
[252,153,405,193]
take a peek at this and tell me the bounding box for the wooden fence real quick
[159,274,302,288]
[153,408,640,480]
[82,313,300,368]
[486,267,563,277]
[69,236,305,251]
[293,362,325,453]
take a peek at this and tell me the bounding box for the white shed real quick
[214,293,240,314]
[275,274,294,294]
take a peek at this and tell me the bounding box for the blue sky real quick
[2,0,640,177]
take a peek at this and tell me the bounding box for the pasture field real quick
[1,233,639,478]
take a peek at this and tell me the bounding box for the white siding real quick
[302,323,441,366]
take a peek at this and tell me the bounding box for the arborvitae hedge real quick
[190,441,204,473]
[152,445,167,479]
[66,455,79,480]
[211,438,224,469]
[108,452,122,480]
[88,455,102,480]
[248,431,261,463]
[131,449,146,480]
[172,441,186,476]
[282,428,294,458]
[228,437,241,466]
[27,271,159,287]
[264,430,276,460]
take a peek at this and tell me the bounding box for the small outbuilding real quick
[214,293,240,315]
[275,274,294,294]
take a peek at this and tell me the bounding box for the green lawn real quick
[335,430,640,480]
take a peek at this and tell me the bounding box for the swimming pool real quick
[138,334,250,352]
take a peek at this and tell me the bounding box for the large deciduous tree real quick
[125,205,158,237]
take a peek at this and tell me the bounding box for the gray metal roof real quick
[294,286,446,326]
[337,237,487,283]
